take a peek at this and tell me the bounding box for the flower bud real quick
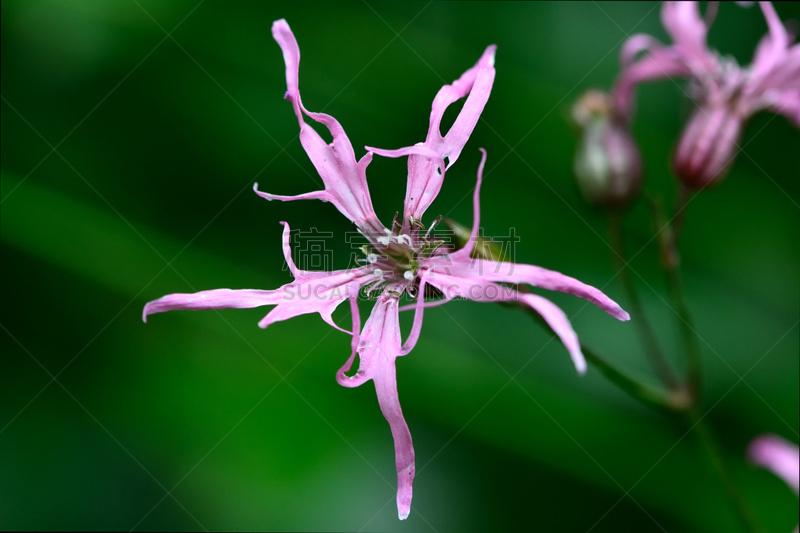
[673,105,743,189]
[572,91,642,209]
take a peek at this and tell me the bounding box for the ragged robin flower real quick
[143,19,630,520]
[612,1,800,189]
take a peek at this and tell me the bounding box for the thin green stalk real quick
[671,184,694,246]
[689,409,763,533]
[607,211,680,390]
[518,302,687,411]
[649,197,701,398]
[583,346,690,412]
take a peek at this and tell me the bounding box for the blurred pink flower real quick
[144,19,629,520]
[748,434,799,532]
[612,1,800,188]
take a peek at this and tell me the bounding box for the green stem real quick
[689,409,763,533]
[607,211,680,390]
[671,184,694,246]
[517,301,687,411]
[583,346,690,411]
[649,197,701,399]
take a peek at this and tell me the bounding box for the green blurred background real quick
[2,1,798,531]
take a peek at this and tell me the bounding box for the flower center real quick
[357,215,445,298]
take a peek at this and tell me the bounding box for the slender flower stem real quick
[653,194,760,531]
[671,184,694,245]
[649,197,701,398]
[517,302,686,411]
[607,211,680,390]
[583,346,690,411]
[690,409,763,533]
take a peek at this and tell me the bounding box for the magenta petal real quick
[400,274,429,356]
[374,352,415,521]
[660,1,715,68]
[434,46,497,168]
[429,255,629,321]
[748,434,800,495]
[422,270,587,372]
[451,148,487,261]
[370,45,495,222]
[257,269,369,333]
[335,295,416,520]
[336,286,367,388]
[518,293,586,374]
[366,144,445,173]
[253,183,332,206]
[270,20,380,226]
[612,46,690,119]
[279,221,299,277]
[367,297,415,520]
[143,288,282,322]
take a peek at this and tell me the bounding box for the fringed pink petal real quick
[406,45,495,221]
[257,269,370,332]
[422,270,587,373]
[426,255,629,322]
[336,285,367,388]
[660,1,717,71]
[253,182,332,205]
[143,288,283,322]
[366,144,445,173]
[451,148,487,261]
[400,274,429,355]
[270,20,379,226]
[759,2,790,60]
[612,46,691,120]
[437,46,497,169]
[335,295,416,519]
[279,221,299,278]
[424,269,514,303]
[620,34,665,67]
[398,296,453,313]
[518,293,586,374]
[748,4,799,101]
[368,45,495,223]
[374,352,415,520]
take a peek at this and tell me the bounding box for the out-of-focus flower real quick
[571,90,642,209]
[144,19,630,520]
[748,434,799,532]
[613,1,800,189]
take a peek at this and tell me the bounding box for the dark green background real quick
[2,1,798,531]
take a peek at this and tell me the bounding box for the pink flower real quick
[748,434,799,532]
[612,2,800,188]
[144,19,630,520]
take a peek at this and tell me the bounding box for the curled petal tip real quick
[575,355,588,375]
[619,309,631,322]
[141,305,150,323]
[481,45,497,67]
[271,18,290,32]
[398,508,410,521]
[252,182,272,200]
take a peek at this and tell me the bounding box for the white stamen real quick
[367,253,378,264]
[373,269,383,277]
[404,270,414,281]
[377,236,391,245]
[396,234,412,246]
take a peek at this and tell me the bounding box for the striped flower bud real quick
[673,105,743,189]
